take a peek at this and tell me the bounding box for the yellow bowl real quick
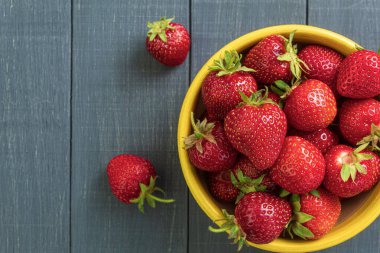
[177,24,380,252]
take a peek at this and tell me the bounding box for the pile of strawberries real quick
[185,31,380,249]
[105,17,379,249]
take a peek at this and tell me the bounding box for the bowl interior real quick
[178,25,380,252]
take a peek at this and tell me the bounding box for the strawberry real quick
[208,155,276,203]
[285,188,341,240]
[298,45,343,96]
[339,99,380,151]
[267,91,281,105]
[146,17,190,66]
[224,89,287,170]
[106,154,174,212]
[202,50,257,121]
[270,136,326,194]
[209,192,291,249]
[185,113,237,172]
[208,170,239,202]
[336,49,380,98]
[243,31,307,85]
[282,79,337,131]
[323,145,380,198]
[232,156,278,193]
[289,128,339,154]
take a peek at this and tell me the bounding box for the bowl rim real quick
[177,24,380,252]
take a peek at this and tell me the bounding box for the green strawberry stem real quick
[147,17,175,43]
[340,145,373,182]
[279,189,291,197]
[357,123,380,152]
[271,79,301,99]
[310,189,320,198]
[130,176,175,213]
[277,30,309,80]
[190,112,204,139]
[238,87,278,107]
[209,50,255,76]
[208,209,247,251]
[230,169,267,203]
[184,112,216,153]
[284,194,315,240]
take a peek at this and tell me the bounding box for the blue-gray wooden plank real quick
[189,1,306,252]
[71,1,189,252]
[309,1,380,252]
[0,0,71,252]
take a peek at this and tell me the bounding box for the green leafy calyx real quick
[277,30,309,80]
[270,79,302,99]
[184,112,216,153]
[231,169,267,203]
[208,209,247,251]
[356,123,380,153]
[130,176,175,213]
[283,194,315,240]
[147,17,175,43]
[238,87,278,108]
[209,50,255,76]
[340,145,373,182]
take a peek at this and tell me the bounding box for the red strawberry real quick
[106,154,174,212]
[337,49,380,98]
[185,114,237,172]
[224,90,287,170]
[146,17,190,66]
[208,155,277,203]
[209,192,291,249]
[232,156,278,193]
[289,128,339,154]
[208,170,239,202]
[323,145,380,198]
[285,188,341,240]
[283,79,337,131]
[267,91,282,107]
[243,31,307,85]
[298,45,343,96]
[270,136,326,194]
[202,50,257,121]
[339,99,380,150]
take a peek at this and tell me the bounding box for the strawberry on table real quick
[336,49,380,98]
[243,31,308,85]
[298,45,343,97]
[270,136,326,194]
[224,89,287,170]
[323,145,380,198]
[339,98,380,150]
[185,113,237,172]
[285,188,341,240]
[202,50,257,121]
[209,192,292,250]
[106,154,174,212]
[289,128,339,154]
[280,79,337,132]
[146,17,190,66]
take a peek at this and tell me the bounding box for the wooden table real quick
[0,0,379,252]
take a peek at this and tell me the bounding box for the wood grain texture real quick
[189,1,306,252]
[0,0,71,252]
[309,1,380,252]
[71,1,189,252]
